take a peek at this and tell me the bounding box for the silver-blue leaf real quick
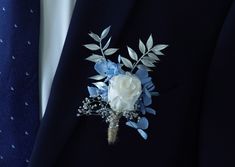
[152,44,168,53]
[121,56,133,69]
[101,26,111,39]
[139,39,146,54]
[146,35,153,50]
[148,53,160,61]
[152,50,164,55]
[89,75,106,80]
[85,54,103,62]
[127,46,138,61]
[84,44,100,51]
[103,37,112,50]
[88,32,100,42]
[104,48,118,56]
[141,58,156,67]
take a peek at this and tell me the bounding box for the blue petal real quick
[145,107,157,115]
[137,129,148,140]
[141,77,152,85]
[137,117,149,130]
[135,69,148,81]
[143,95,152,106]
[94,61,107,75]
[126,121,138,129]
[144,81,155,91]
[87,86,99,97]
[144,87,151,98]
[140,102,146,114]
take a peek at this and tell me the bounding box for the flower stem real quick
[99,41,106,60]
[107,113,121,144]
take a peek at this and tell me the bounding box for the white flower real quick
[108,73,142,112]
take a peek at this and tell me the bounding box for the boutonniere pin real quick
[77,26,168,144]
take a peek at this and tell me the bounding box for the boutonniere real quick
[77,26,168,144]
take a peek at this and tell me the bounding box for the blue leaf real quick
[137,117,149,130]
[137,129,148,140]
[126,121,138,129]
[87,86,98,97]
[145,107,157,115]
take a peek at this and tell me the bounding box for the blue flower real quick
[87,86,108,101]
[94,60,124,81]
[135,68,157,107]
[135,68,151,85]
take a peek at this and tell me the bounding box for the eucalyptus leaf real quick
[103,37,112,50]
[86,54,103,62]
[89,75,106,80]
[146,35,153,50]
[148,53,160,61]
[121,56,133,68]
[84,44,100,51]
[104,48,118,56]
[88,32,100,42]
[127,46,138,61]
[93,82,107,90]
[139,39,146,54]
[101,26,111,39]
[141,58,156,67]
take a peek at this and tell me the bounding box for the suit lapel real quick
[29,0,136,166]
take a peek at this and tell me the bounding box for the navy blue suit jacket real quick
[29,0,235,166]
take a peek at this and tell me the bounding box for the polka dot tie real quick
[0,0,40,166]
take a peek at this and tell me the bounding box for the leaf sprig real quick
[123,35,168,72]
[84,26,118,62]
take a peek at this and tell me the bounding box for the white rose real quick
[108,73,142,112]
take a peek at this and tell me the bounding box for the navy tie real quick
[0,0,40,166]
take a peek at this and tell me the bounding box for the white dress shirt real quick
[39,0,77,117]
